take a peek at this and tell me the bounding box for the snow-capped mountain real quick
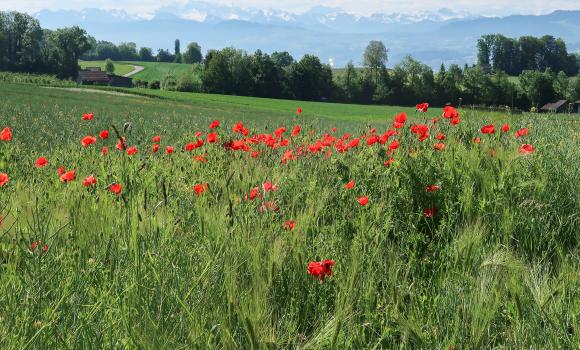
[31,4,580,68]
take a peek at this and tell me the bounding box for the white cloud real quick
[1,0,579,17]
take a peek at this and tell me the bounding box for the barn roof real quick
[540,100,568,111]
[78,70,110,83]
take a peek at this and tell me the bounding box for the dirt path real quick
[42,86,146,98]
[123,65,145,77]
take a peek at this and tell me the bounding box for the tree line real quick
[0,11,91,78]
[477,34,580,76]
[196,40,580,110]
[81,38,202,64]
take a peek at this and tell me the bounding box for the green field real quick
[120,61,196,82]
[79,60,135,76]
[0,82,578,349]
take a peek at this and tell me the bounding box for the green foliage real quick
[0,83,578,349]
[79,60,134,76]
[104,58,115,74]
[160,74,178,91]
[476,34,579,75]
[519,70,556,108]
[182,42,202,64]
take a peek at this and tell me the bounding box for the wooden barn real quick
[77,67,133,87]
[540,100,568,113]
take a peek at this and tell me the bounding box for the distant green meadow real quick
[79,60,135,76]
[0,82,578,349]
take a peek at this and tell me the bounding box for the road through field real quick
[123,65,145,77]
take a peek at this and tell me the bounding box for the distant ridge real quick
[33,7,580,68]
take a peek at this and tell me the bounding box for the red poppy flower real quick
[116,137,126,151]
[416,102,429,112]
[152,135,161,143]
[262,182,278,192]
[83,175,97,187]
[209,120,220,129]
[82,113,94,121]
[473,137,481,144]
[101,146,108,156]
[60,170,75,183]
[81,135,97,147]
[99,130,109,140]
[193,183,208,196]
[207,132,218,143]
[35,157,48,168]
[426,184,441,192]
[519,144,534,154]
[58,166,65,176]
[481,124,495,134]
[393,112,407,128]
[291,125,301,137]
[515,128,529,138]
[344,180,355,189]
[166,146,174,154]
[31,240,41,250]
[296,107,302,115]
[194,155,208,163]
[245,187,261,200]
[152,144,160,153]
[283,220,296,231]
[348,138,360,148]
[388,140,400,151]
[185,143,195,151]
[42,244,49,253]
[126,146,138,155]
[435,133,446,140]
[0,172,8,187]
[501,124,510,132]
[443,106,459,119]
[357,196,368,206]
[307,259,335,280]
[418,132,429,142]
[451,117,460,125]
[1,127,12,141]
[251,151,259,158]
[384,157,395,167]
[434,143,445,151]
[423,207,438,218]
[109,183,122,195]
[194,131,203,137]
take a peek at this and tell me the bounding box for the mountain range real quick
[32,3,580,68]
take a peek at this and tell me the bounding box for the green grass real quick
[0,82,578,349]
[120,61,196,82]
[79,60,135,76]
[91,86,518,122]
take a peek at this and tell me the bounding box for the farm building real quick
[77,67,133,87]
[540,100,568,113]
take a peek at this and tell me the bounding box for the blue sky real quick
[2,0,580,17]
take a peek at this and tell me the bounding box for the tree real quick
[174,39,181,63]
[105,58,115,74]
[570,73,580,101]
[271,51,294,69]
[182,42,202,64]
[519,70,555,109]
[287,54,333,100]
[363,40,388,85]
[50,26,91,78]
[554,71,569,99]
[338,61,360,102]
[117,42,137,60]
[157,49,174,63]
[139,47,154,62]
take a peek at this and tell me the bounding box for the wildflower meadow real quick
[0,83,578,349]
